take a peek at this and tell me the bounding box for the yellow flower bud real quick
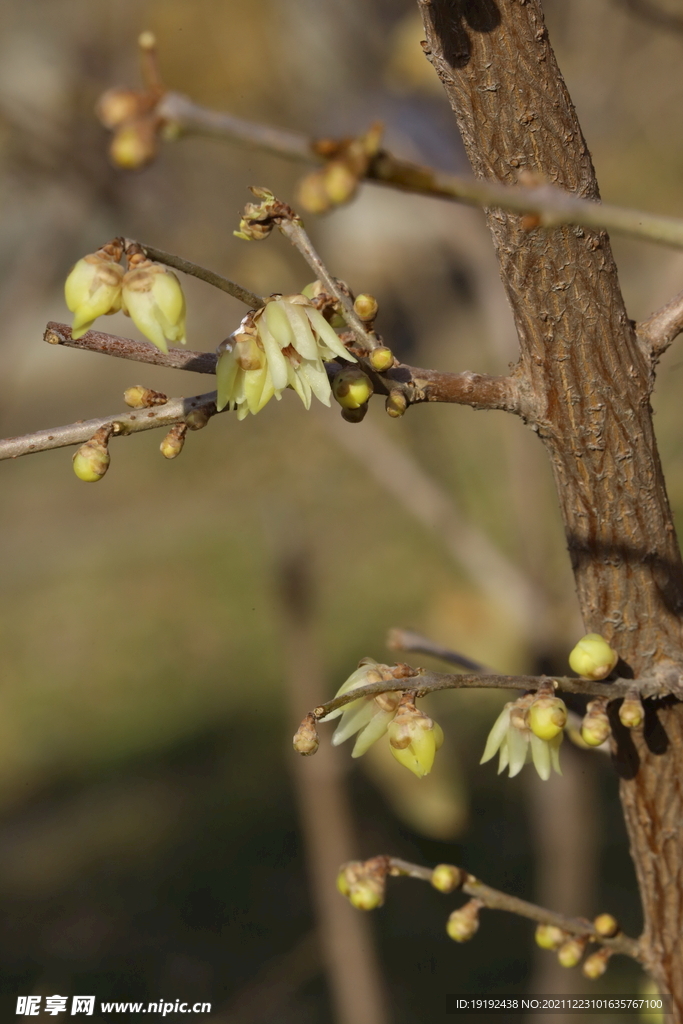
[95,87,146,129]
[332,369,374,410]
[593,913,619,938]
[293,713,319,756]
[528,696,567,741]
[431,864,463,894]
[353,294,379,322]
[535,924,567,950]
[160,423,187,460]
[124,385,168,408]
[446,900,482,943]
[385,391,407,417]
[582,947,611,979]
[387,703,441,778]
[619,692,644,729]
[581,700,611,747]
[557,937,587,968]
[109,118,158,170]
[122,260,186,353]
[568,633,618,680]
[336,869,352,898]
[323,160,359,207]
[65,247,125,340]
[349,884,383,911]
[336,860,386,910]
[72,436,110,482]
[369,346,394,372]
[297,170,331,215]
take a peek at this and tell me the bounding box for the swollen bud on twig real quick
[185,407,213,431]
[535,924,567,950]
[528,695,567,742]
[581,699,611,747]
[124,385,168,408]
[332,368,373,410]
[557,936,588,968]
[593,913,620,938]
[72,426,114,482]
[619,690,644,729]
[446,899,483,943]
[353,294,379,322]
[96,87,147,129]
[293,713,319,755]
[336,859,387,911]
[568,633,618,680]
[385,391,407,418]
[582,947,612,980]
[109,118,159,170]
[160,423,187,460]
[368,346,394,373]
[431,864,464,894]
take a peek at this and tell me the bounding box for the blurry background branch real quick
[615,0,683,34]
[386,858,641,960]
[386,627,494,674]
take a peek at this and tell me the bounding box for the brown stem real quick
[636,289,683,363]
[386,627,493,673]
[418,0,683,1004]
[138,242,264,309]
[385,857,640,961]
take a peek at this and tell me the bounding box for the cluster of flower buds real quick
[216,294,356,419]
[580,698,611,747]
[95,32,164,170]
[446,899,484,943]
[336,857,388,911]
[480,686,567,781]
[536,913,619,979]
[569,633,618,680]
[297,123,384,215]
[319,660,441,776]
[65,240,186,354]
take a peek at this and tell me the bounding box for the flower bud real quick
[65,242,125,340]
[385,391,407,418]
[293,713,319,756]
[109,117,158,170]
[581,700,611,747]
[582,947,612,980]
[332,368,373,410]
[353,294,379,322]
[535,924,567,950]
[160,423,187,460]
[369,346,394,372]
[72,434,111,482]
[337,860,386,911]
[122,253,186,353]
[185,407,212,431]
[593,913,619,938]
[569,633,618,680]
[124,385,168,408]
[528,696,567,742]
[387,702,441,778]
[323,160,359,207]
[95,87,146,129]
[557,937,587,968]
[341,405,368,424]
[446,900,483,943]
[431,864,463,894]
[297,171,331,215]
[619,692,644,730]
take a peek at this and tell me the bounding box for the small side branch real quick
[636,288,683,363]
[616,0,683,33]
[139,243,264,309]
[386,627,494,673]
[386,857,641,961]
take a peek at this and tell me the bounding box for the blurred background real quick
[0,0,681,1020]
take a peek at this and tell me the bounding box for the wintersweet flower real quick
[568,633,618,680]
[216,294,356,420]
[121,253,186,354]
[480,695,563,781]
[319,659,403,758]
[386,701,444,779]
[65,240,125,339]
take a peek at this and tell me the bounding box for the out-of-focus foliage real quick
[0,0,678,1017]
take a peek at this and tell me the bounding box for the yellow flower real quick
[216,295,356,418]
[65,241,125,340]
[121,258,186,354]
[387,703,443,779]
[480,696,563,781]
[318,659,403,757]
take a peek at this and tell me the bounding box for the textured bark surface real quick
[417,0,683,1007]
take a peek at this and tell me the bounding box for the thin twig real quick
[616,0,683,34]
[277,219,378,351]
[313,671,659,719]
[156,91,683,252]
[0,391,220,460]
[386,857,641,961]
[636,288,683,362]
[44,321,219,373]
[140,242,264,309]
[386,627,494,673]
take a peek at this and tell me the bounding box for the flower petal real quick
[351,708,396,757]
[283,302,319,360]
[530,733,551,781]
[264,300,295,349]
[480,705,512,764]
[305,307,356,362]
[332,700,376,746]
[507,726,528,777]
[258,321,289,390]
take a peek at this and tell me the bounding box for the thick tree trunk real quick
[418,0,683,1009]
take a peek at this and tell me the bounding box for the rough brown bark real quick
[417,0,683,1008]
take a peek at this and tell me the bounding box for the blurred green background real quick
[1,0,681,1020]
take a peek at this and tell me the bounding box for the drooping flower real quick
[319,659,402,758]
[386,700,444,779]
[64,239,125,340]
[216,294,356,420]
[121,252,186,354]
[480,694,563,781]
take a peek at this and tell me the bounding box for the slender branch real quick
[386,857,641,961]
[0,391,220,460]
[277,219,379,351]
[44,321,218,374]
[636,288,683,362]
[139,242,264,309]
[616,0,683,34]
[155,91,683,252]
[386,627,494,673]
[313,671,660,719]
